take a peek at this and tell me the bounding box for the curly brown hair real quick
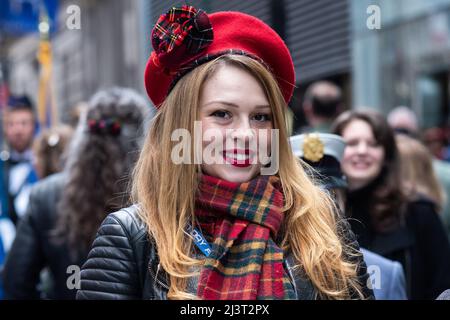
[53,87,149,255]
[331,109,406,232]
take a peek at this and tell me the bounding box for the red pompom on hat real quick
[145,5,295,108]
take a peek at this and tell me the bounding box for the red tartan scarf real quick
[195,174,296,300]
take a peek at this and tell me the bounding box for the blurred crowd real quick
[0,80,450,300]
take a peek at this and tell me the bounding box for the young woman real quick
[76,6,373,300]
[332,109,450,299]
[3,88,147,299]
[32,125,74,179]
[395,133,445,211]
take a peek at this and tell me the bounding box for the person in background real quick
[386,108,450,240]
[3,87,148,299]
[395,134,445,213]
[444,126,450,162]
[0,95,38,299]
[68,102,88,128]
[32,125,74,179]
[433,154,450,240]
[289,132,407,300]
[18,125,74,298]
[332,109,450,300]
[387,106,419,138]
[422,128,450,234]
[1,95,38,224]
[301,81,343,134]
[424,127,448,161]
[396,133,450,240]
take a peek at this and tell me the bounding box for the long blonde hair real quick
[132,54,365,299]
[396,133,445,210]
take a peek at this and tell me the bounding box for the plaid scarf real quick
[195,174,296,300]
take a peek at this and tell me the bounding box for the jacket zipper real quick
[284,259,299,299]
[148,263,170,290]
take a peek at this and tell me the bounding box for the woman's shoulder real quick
[405,197,445,232]
[24,172,66,227]
[82,205,154,280]
[406,197,439,219]
[78,205,152,300]
[103,204,148,242]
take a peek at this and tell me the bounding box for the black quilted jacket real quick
[76,205,374,300]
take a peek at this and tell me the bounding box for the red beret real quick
[144,6,295,108]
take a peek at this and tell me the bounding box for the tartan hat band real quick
[151,6,213,70]
[145,6,295,108]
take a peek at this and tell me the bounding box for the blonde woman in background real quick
[395,134,446,212]
[32,125,74,179]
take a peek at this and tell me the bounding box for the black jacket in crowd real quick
[347,180,450,300]
[3,173,87,300]
[76,205,374,300]
[1,157,28,225]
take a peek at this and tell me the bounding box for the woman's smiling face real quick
[340,119,385,191]
[199,64,273,183]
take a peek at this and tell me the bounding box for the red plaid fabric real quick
[195,174,296,300]
[151,5,213,69]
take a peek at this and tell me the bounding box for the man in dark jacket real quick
[1,95,38,224]
[1,95,38,299]
[3,173,85,299]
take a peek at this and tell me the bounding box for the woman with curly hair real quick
[76,6,373,300]
[32,125,74,179]
[3,87,148,299]
[332,109,450,299]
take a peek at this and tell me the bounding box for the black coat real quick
[76,205,374,300]
[3,173,87,299]
[347,181,450,300]
[1,157,27,224]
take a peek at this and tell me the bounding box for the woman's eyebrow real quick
[203,100,239,108]
[254,105,271,110]
[202,100,271,109]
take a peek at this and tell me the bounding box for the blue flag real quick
[0,0,58,35]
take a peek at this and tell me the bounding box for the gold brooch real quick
[302,134,324,162]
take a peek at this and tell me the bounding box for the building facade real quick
[4,0,148,124]
[4,0,449,130]
[352,0,450,128]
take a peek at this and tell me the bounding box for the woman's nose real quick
[230,119,255,144]
[356,142,368,154]
[230,128,255,142]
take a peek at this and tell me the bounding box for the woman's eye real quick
[368,140,379,147]
[252,114,271,122]
[346,139,359,147]
[211,110,231,119]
